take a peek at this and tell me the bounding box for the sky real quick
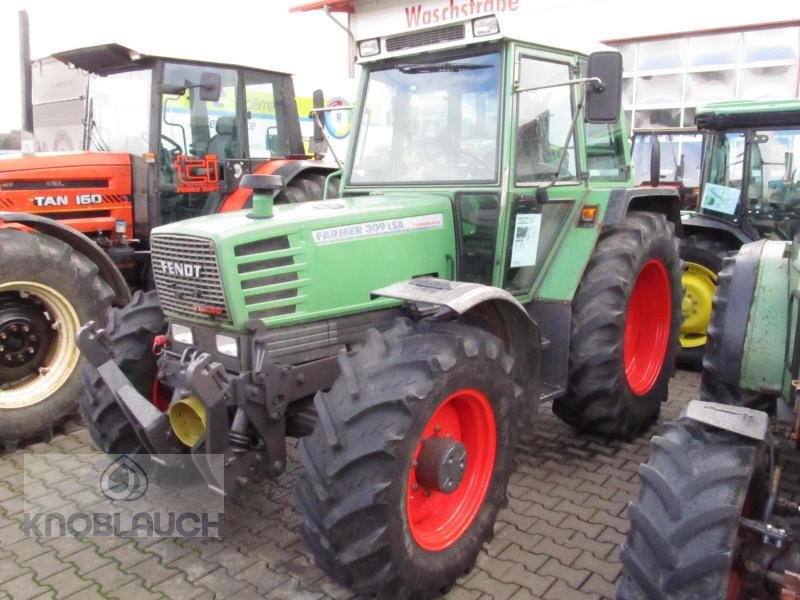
[0,0,352,132]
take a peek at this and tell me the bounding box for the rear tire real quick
[701,256,776,412]
[678,235,730,368]
[617,418,761,600]
[276,172,340,204]
[79,290,166,454]
[553,212,681,439]
[0,229,114,451]
[295,318,521,599]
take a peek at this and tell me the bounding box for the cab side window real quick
[515,58,576,183]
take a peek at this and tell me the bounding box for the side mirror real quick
[585,51,622,124]
[199,72,222,103]
[312,89,325,145]
[311,89,328,157]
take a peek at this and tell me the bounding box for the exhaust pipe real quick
[19,10,34,153]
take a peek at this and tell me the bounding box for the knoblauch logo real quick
[404,0,520,28]
[100,455,149,501]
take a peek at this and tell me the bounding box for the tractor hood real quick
[149,193,456,330]
[0,151,130,173]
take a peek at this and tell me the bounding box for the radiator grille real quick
[151,234,230,324]
[386,24,465,52]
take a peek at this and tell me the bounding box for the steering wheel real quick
[160,134,184,156]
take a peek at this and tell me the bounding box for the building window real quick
[610,24,800,130]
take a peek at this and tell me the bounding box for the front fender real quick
[738,240,790,395]
[372,278,541,415]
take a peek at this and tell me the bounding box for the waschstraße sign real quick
[403,0,520,27]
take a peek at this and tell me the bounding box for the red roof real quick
[290,1,355,13]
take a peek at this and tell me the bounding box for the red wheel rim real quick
[623,259,671,396]
[406,388,496,552]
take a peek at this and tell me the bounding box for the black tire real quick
[276,172,340,204]
[0,229,114,451]
[618,418,761,600]
[700,256,776,412]
[295,318,522,599]
[79,290,167,454]
[553,212,682,439]
[677,235,731,368]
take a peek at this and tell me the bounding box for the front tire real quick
[618,418,761,600]
[0,229,114,451]
[80,290,167,454]
[295,319,522,599]
[553,212,681,439]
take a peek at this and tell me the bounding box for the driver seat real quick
[206,117,239,159]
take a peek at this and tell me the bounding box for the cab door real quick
[155,63,241,224]
[500,48,583,298]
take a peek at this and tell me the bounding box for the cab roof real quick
[291,1,614,59]
[696,99,800,130]
[51,44,293,77]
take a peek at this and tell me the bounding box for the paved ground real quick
[0,369,701,600]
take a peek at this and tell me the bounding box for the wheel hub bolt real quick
[21,325,29,333]
[415,437,468,494]
[26,347,35,355]
[0,333,6,340]
[9,325,17,333]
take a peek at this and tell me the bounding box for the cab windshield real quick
[350,49,502,185]
[701,128,800,237]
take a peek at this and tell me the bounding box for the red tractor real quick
[0,43,338,449]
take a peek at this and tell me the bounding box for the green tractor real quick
[677,99,800,366]
[78,5,683,597]
[619,234,800,599]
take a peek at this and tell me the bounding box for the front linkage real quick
[77,317,335,495]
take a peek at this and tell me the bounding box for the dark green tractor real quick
[619,234,800,599]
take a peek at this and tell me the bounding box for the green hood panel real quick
[151,194,455,330]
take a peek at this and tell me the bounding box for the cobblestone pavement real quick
[0,369,700,600]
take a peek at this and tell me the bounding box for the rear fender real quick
[604,187,683,236]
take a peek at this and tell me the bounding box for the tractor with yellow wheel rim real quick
[677,99,800,367]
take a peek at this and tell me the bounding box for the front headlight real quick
[215,333,239,358]
[170,324,194,345]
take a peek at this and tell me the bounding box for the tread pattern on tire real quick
[618,418,757,600]
[80,290,166,454]
[276,172,340,204]
[0,229,114,451]
[553,212,682,439]
[700,255,775,412]
[295,318,521,599]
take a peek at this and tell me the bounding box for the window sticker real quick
[701,183,740,215]
[510,213,542,268]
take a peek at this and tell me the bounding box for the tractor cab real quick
[693,100,800,241]
[631,127,703,209]
[48,44,309,235]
